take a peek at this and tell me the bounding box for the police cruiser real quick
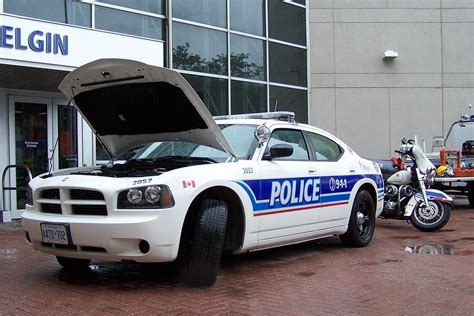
[22,59,384,286]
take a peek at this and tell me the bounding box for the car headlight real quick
[144,186,161,204]
[118,185,174,209]
[126,189,143,204]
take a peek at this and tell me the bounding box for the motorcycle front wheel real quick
[410,200,450,232]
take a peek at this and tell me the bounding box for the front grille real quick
[41,242,77,251]
[70,189,104,200]
[81,246,107,253]
[71,204,107,216]
[41,203,62,214]
[41,243,106,253]
[41,189,60,199]
[35,187,107,216]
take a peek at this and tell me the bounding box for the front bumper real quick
[22,208,183,263]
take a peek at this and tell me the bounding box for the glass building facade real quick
[3,0,308,121]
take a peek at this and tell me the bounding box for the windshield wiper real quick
[124,158,155,165]
[154,156,217,163]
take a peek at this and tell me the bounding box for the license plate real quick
[40,223,71,245]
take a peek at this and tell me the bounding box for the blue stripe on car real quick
[234,174,383,215]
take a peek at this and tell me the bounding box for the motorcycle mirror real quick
[401,137,407,144]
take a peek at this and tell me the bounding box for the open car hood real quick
[59,59,236,159]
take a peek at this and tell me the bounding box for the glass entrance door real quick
[8,96,53,218]
[7,97,82,219]
[55,102,79,169]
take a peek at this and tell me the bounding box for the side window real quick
[306,132,343,161]
[267,129,309,161]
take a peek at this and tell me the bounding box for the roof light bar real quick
[214,111,295,122]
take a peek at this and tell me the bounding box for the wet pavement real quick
[0,197,473,315]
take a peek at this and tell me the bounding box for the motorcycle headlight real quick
[426,167,436,186]
[118,185,174,209]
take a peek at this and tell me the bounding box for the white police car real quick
[22,59,384,286]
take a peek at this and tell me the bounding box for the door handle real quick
[349,169,356,173]
[308,168,317,174]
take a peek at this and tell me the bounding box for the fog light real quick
[139,240,150,254]
[127,189,142,204]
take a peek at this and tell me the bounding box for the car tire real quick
[468,187,474,208]
[339,190,375,247]
[56,256,91,269]
[183,199,228,286]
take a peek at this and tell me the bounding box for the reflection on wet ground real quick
[404,244,474,256]
[0,248,17,259]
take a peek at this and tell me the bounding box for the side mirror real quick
[263,144,293,160]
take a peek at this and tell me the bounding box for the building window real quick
[230,34,266,81]
[58,104,78,169]
[289,0,306,5]
[231,81,267,114]
[173,22,227,75]
[173,0,226,28]
[270,86,308,123]
[182,74,228,116]
[95,6,164,40]
[99,0,165,15]
[269,42,307,87]
[4,0,91,27]
[268,0,306,46]
[171,0,308,118]
[230,0,265,36]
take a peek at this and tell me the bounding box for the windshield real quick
[445,121,474,157]
[127,124,257,162]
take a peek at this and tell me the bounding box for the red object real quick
[439,149,474,177]
[440,149,461,169]
[454,169,474,177]
[182,180,196,188]
[391,157,404,170]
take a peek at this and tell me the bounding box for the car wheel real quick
[56,256,91,269]
[468,187,474,208]
[339,190,375,247]
[183,199,228,286]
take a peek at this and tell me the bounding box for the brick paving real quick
[0,198,473,315]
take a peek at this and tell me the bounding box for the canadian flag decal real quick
[182,180,196,188]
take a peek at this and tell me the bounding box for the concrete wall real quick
[309,0,474,159]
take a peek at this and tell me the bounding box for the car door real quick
[304,130,352,229]
[256,128,321,244]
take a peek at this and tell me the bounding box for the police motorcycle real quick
[380,138,452,232]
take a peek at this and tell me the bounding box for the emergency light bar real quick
[213,111,295,122]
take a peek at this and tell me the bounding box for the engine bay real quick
[67,157,215,178]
